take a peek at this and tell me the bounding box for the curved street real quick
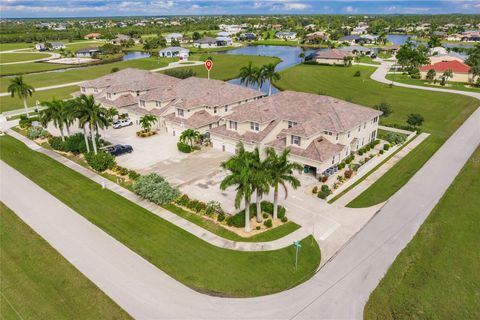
[1,61,479,319]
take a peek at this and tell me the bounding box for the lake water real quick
[220,45,317,94]
[123,51,150,61]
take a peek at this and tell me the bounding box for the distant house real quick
[110,34,138,45]
[429,52,468,64]
[158,47,189,60]
[271,24,283,31]
[419,60,474,83]
[84,33,102,40]
[430,46,448,56]
[360,34,378,44]
[239,33,257,41]
[76,47,101,57]
[35,43,46,51]
[339,45,374,56]
[276,32,297,40]
[35,42,65,51]
[305,32,328,43]
[338,35,363,45]
[304,24,316,31]
[165,33,183,44]
[314,49,353,65]
[193,37,217,48]
[217,31,232,37]
[215,36,233,46]
[382,44,401,54]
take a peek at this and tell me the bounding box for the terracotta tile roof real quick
[419,60,471,73]
[97,94,137,109]
[164,110,221,129]
[315,49,352,60]
[210,120,280,143]
[224,91,381,138]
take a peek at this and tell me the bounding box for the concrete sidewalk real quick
[5,129,309,252]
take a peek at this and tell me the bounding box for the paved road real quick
[1,60,479,319]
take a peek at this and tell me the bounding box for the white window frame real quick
[140,100,146,108]
[177,108,184,117]
[288,120,297,128]
[291,135,301,146]
[250,122,259,131]
[229,121,237,130]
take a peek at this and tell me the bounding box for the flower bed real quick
[136,130,157,138]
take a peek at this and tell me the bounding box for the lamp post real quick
[293,240,302,270]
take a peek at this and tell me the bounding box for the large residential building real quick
[314,49,353,65]
[419,60,474,83]
[210,91,382,176]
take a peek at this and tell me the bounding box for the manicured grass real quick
[0,42,34,51]
[1,86,78,113]
[0,52,50,63]
[161,53,281,81]
[164,203,301,242]
[386,73,480,93]
[364,146,480,320]
[0,57,176,93]
[356,56,380,65]
[275,64,478,207]
[0,135,320,297]
[188,46,238,53]
[0,62,80,76]
[62,41,105,52]
[0,202,131,319]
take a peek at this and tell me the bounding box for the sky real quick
[1,0,480,18]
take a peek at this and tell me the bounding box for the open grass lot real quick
[0,202,131,319]
[161,53,281,81]
[0,52,51,63]
[0,61,80,76]
[62,40,106,52]
[0,135,320,297]
[275,64,478,206]
[1,86,78,113]
[386,73,480,93]
[0,57,176,93]
[0,42,34,51]
[364,146,480,320]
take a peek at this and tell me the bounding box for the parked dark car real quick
[105,144,133,156]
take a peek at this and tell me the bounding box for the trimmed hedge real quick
[84,152,116,172]
[133,173,180,205]
[177,142,192,153]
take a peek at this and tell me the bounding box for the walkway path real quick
[5,129,309,252]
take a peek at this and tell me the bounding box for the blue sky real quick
[1,1,480,18]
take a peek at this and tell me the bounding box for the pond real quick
[219,45,318,95]
[122,51,151,61]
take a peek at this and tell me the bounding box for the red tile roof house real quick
[210,91,382,177]
[84,33,102,40]
[419,60,475,83]
[314,49,353,65]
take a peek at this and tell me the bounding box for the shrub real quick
[217,213,226,222]
[263,219,272,228]
[27,126,48,140]
[321,176,328,183]
[176,194,190,206]
[48,136,66,151]
[206,201,223,216]
[281,217,288,223]
[119,167,129,176]
[344,170,353,179]
[384,132,407,145]
[256,226,261,230]
[383,143,390,151]
[407,113,424,127]
[374,102,393,117]
[312,186,319,194]
[227,210,254,228]
[164,68,196,79]
[84,152,116,172]
[19,115,33,128]
[133,173,180,205]
[379,149,384,155]
[128,170,141,180]
[353,70,361,77]
[177,142,192,153]
[344,154,355,164]
[111,67,120,73]
[262,213,268,219]
[317,191,329,199]
[64,133,87,154]
[321,185,331,194]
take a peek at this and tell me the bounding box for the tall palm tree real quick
[63,99,77,136]
[261,63,281,96]
[180,129,201,147]
[105,107,119,125]
[8,76,35,117]
[239,62,257,88]
[139,114,158,132]
[250,148,270,223]
[265,148,302,220]
[74,94,108,154]
[39,99,70,141]
[253,67,265,92]
[220,143,255,232]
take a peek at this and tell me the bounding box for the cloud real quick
[344,6,357,13]
[271,1,310,11]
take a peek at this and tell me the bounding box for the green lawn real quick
[0,42,34,51]
[62,41,105,52]
[0,135,320,297]
[0,61,80,76]
[161,53,281,81]
[164,203,301,242]
[356,56,380,65]
[1,86,78,113]
[0,202,131,319]
[0,57,176,93]
[386,73,480,93]
[275,64,478,207]
[364,146,480,319]
[0,52,51,63]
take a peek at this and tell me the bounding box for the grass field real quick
[386,73,480,93]
[0,202,131,319]
[275,64,478,207]
[0,52,51,63]
[0,61,80,76]
[364,146,480,319]
[0,135,320,297]
[161,53,281,81]
[1,86,78,113]
[0,42,34,51]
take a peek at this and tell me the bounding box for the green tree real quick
[264,148,302,220]
[74,94,108,154]
[239,62,257,88]
[39,99,70,141]
[250,148,270,223]
[442,69,453,83]
[139,114,158,132]
[427,35,442,48]
[192,32,201,40]
[105,107,119,125]
[426,69,437,82]
[465,44,480,80]
[8,76,35,117]
[374,102,393,117]
[261,63,281,96]
[220,143,255,232]
[407,113,424,127]
[179,129,201,147]
[343,56,353,67]
[298,52,305,63]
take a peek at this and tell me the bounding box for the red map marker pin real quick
[205,59,213,71]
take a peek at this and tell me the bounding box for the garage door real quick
[212,137,236,153]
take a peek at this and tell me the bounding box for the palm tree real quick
[253,67,265,92]
[220,143,255,232]
[39,99,70,141]
[343,56,353,67]
[239,62,257,88]
[74,94,108,154]
[63,99,77,136]
[105,107,119,125]
[298,52,305,63]
[265,148,302,220]
[261,63,281,96]
[8,76,35,117]
[250,148,270,223]
[139,114,158,132]
[180,129,201,147]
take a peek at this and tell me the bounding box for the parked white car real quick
[113,118,133,129]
